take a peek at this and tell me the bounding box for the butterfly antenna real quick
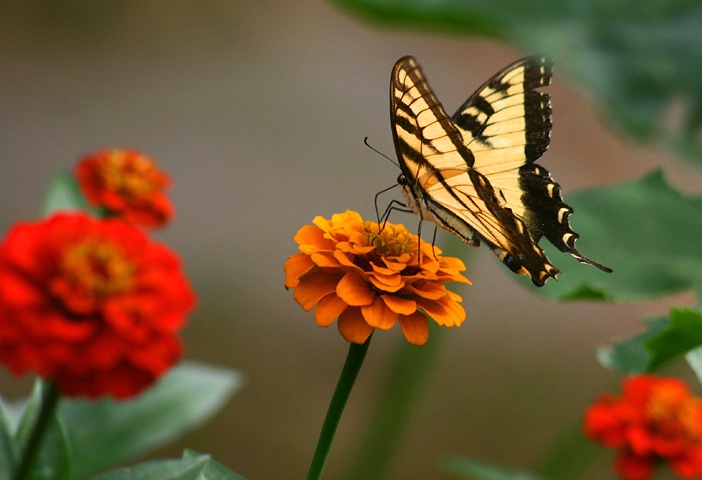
[364,137,400,169]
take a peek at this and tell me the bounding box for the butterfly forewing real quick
[390,57,472,176]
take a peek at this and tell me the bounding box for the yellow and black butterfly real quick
[388,55,611,286]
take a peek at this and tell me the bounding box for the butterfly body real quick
[389,55,611,286]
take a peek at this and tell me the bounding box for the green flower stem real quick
[306,336,372,480]
[341,324,444,480]
[14,381,61,480]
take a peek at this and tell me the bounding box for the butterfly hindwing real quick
[451,56,611,272]
[389,56,611,286]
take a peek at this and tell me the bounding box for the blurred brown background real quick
[0,2,697,479]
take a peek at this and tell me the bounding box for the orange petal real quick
[295,224,334,251]
[315,294,348,327]
[336,241,356,254]
[368,272,404,293]
[437,296,466,326]
[310,252,340,268]
[417,246,440,268]
[446,289,463,302]
[353,244,375,255]
[420,257,440,274]
[348,230,366,244]
[420,242,442,256]
[312,215,332,230]
[330,210,363,229]
[333,249,359,268]
[293,272,340,311]
[381,259,407,272]
[338,307,374,344]
[437,259,470,283]
[382,295,417,315]
[284,253,315,288]
[407,281,447,300]
[370,261,395,276]
[383,254,413,269]
[399,311,429,345]
[440,256,466,272]
[417,296,465,327]
[361,296,398,330]
[336,271,375,306]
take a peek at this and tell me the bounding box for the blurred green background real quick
[0,2,698,479]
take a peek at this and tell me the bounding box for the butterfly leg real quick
[430,225,439,260]
[414,219,439,268]
[374,184,400,223]
[378,199,413,232]
[416,217,424,266]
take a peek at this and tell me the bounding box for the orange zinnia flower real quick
[284,211,470,345]
[75,148,174,228]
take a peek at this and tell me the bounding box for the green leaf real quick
[182,450,247,480]
[598,317,669,373]
[645,308,702,369]
[15,382,71,480]
[442,456,550,480]
[599,308,702,373]
[685,347,702,384]
[41,171,91,216]
[59,361,243,480]
[331,0,702,165]
[93,450,246,480]
[535,170,702,302]
[0,397,17,480]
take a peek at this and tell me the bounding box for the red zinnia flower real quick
[75,148,174,228]
[585,375,702,479]
[284,211,470,345]
[0,212,196,399]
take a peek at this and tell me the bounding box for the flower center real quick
[363,221,417,257]
[647,384,702,442]
[100,151,162,198]
[56,236,135,305]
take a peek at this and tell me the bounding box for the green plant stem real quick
[341,324,444,480]
[306,336,372,480]
[14,381,60,480]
